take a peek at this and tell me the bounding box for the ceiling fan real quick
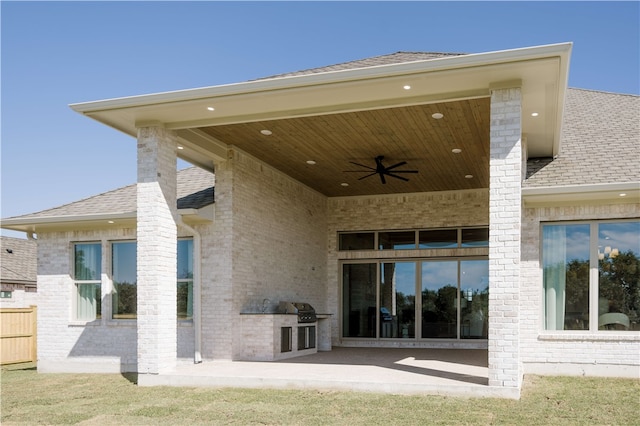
[345,156,418,184]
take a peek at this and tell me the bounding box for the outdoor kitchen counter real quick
[239,313,333,360]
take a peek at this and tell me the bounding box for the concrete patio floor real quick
[139,347,521,399]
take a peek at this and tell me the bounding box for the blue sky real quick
[2,1,639,238]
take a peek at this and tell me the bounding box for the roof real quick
[1,167,214,232]
[258,51,467,79]
[1,236,37,286]
[525,88,640,187]
[70,43,572,181]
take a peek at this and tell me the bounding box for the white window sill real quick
[538,332,640,342]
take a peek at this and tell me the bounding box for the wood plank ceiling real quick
[200,98,490,197]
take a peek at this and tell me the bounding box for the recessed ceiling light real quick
[619,193,627,197]
[341,183,349,187]
[432,112,444,119]
[108,220,115,224]
[177,146,184,150]
[452,148,462,154]
[306,160,316,165]
[403,85,411,90]
[531,112,539,117]
[260,129,272,136]
[465,174,474,179]
[207,107,215,111]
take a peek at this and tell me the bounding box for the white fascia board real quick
[69,43,572,114]
[0,212,137,232]
[1,207,214,232]
[523,182,640,206]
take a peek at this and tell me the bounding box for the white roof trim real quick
[523,182,640,206]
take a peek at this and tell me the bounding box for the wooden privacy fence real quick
[1,306,37,365]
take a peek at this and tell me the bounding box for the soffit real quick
[71,44,572,197]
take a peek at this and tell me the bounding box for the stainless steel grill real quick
[278,301,317,323]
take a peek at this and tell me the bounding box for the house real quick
[2,43,638,397]
[1,236,37,307]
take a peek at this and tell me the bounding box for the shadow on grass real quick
[121,372,138,384]
[1,361,37,371]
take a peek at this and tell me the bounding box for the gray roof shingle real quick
[525,88,640,187]
[4,166,214,221]
[257,51,466,80]
[1,236,37,285]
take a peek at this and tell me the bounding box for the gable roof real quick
[1,167,214,232]
[1,236,37,286]
[523,88,640,203]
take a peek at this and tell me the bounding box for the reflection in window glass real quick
[598,222,640,331]
[419,229,458,248]
[543,225,590,331]
[74,243,102,321]
[421,261,458,338]
[112,242,137,320]
[342,263,376,338]
[177,239,194,320]
[378,231,416,250]
[460,260,489,338]
[380,262,416,338]
[461,228,489,247]
[339,233,375,251]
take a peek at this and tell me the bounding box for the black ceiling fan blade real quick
[386,173,410,182]
[349,161,376,171]
[387,169,418,174]
[385,161,407,171]
[358,172,379,181]
[380,173,386,184]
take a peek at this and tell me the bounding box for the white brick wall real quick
[34,225,198,373]
[521,202,640,377]
[200,149,328,360]
[136,125,178,374]
[488,87,522,388]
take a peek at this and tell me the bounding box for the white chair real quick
[598,312,630,330]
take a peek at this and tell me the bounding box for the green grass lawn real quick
[1,367,638,425]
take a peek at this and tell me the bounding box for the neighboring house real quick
[0,236,37,307]
[2,43,638,397]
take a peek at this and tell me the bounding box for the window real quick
[177,239,194,320]
[543,221,640,331]
[339,232,375,251]
[112,241,137,320]
[342,259,488,340]
[379,231,416,250]
[0,291,12,298]
[339,227,488,251]
[110,239,194,320]
[74,243,102,321]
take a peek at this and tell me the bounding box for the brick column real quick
[488,87,522,389]
[136,124,178,374]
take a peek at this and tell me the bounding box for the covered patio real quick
[139,347,519,399]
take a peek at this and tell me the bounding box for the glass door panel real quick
[380,262,416,338]
[460,260,489,338]
[342,263,377,338]
[421,261,458,338]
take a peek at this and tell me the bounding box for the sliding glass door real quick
[342,259,488,340]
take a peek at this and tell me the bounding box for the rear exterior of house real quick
[2,44,638,396]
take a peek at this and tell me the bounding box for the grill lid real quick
[278,301,317,323]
